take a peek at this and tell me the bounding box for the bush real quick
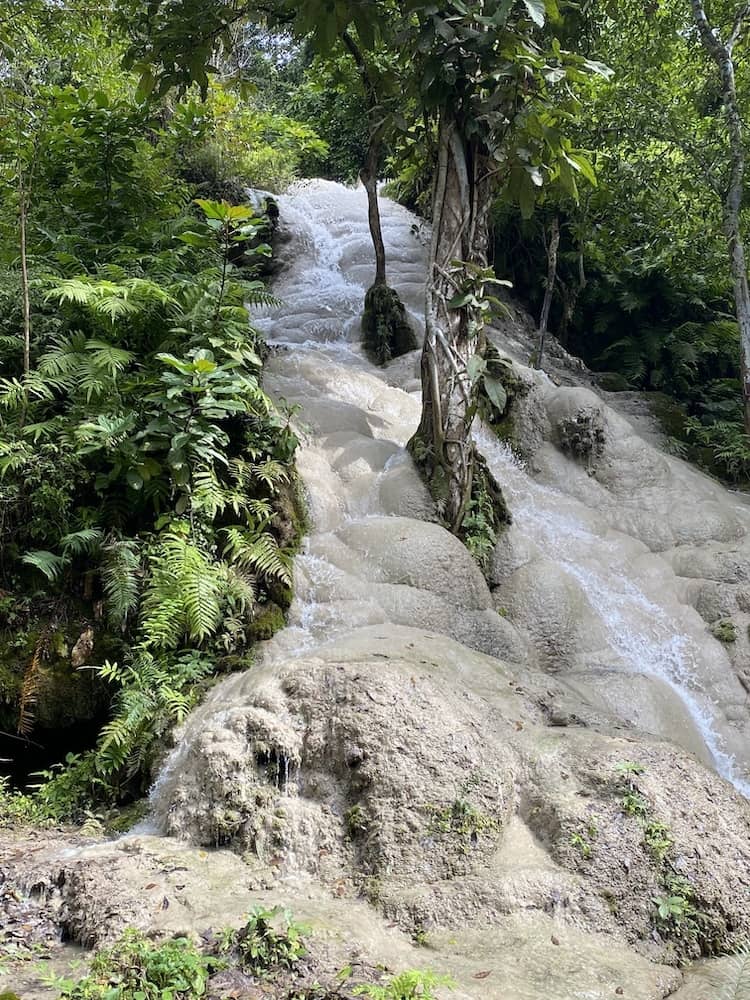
[54,930,213,999]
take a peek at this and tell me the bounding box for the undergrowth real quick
[42,916,454,1000]
[0,197,300,816]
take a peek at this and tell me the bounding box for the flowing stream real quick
[151,179,750,821]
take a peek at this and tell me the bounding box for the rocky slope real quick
[3,181,750,999]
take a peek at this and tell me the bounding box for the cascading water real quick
[150,178,750,826]
[477,427,750,795]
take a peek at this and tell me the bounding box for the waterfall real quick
[149,179,750,824]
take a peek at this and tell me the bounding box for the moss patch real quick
[711,619,737,643]
[248,602,286,641]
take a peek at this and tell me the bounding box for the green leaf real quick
[467,355,487,382]
[483,376,508,413]
[448,292,476,309]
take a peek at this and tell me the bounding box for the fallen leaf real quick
[144,883,157,890]
[473,971,492,979]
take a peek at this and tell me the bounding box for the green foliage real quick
[709,942,750,1000]
[53,929,213,999]
[643,821,673,862]
[461,487,498,573]
[570,818,598,860]
[428,774,498,844]
[0,7,302,812]
[685,419,750,483]
[232,907,308,977]
[0,776,48,827]
[353,971,455,1000]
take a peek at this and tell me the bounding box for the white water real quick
[477,427,750,795]
[151,179,750,819]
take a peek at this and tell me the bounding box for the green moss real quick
[248,602,286,641]
[428,799,498,839]
[104,799,150,835]
[477,346,529,451]
[711,619,737,643]
[344,803,370,839]
[361,283,417,365]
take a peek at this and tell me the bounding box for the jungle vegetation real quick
[3,0,750,816]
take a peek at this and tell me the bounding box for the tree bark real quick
[341,30,387,288]
[360,130,387,286]
[19,167,30,375]
[691,0,750,431]
[409,113,494,531]
[535,215,560,369]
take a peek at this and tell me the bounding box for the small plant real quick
[621,791,649,818]
[354,969,455,999]
[461,485,497,572]
[345,803,369,840]
[52,928,214,999]
[235,906,308,977]
[653,893,691,925]
[412,923,429,947]
[644,820,673,861]
[0,776,47,827]
[615,760,645,780]
[428,799,496,840]
[570,819,597,860]
[709,941,750,1000]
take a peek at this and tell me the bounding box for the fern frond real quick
[60,527,104,558]
[101,536,141,629]
[222,527,292,588]
[709,941,750,1000]
[17,632,48,737]
[22,550,68,582]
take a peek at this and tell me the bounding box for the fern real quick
[22,550,68,582]
[17,633,49,737]
[96,647,214,775]
[60,527,104,557]
[709,942,750,1000]
[222,526,292,588]
[140,533,222,649]
[101,536,141,629]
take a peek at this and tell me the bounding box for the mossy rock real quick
[248,602,286,641]
[0,603,114,734]
[478,345,529,449]
[711,619,737,643]
[104,799,150,835]
[361,283,417,365]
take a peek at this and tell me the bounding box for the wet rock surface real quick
[5,180,750,999]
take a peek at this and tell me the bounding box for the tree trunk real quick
[341,29,387,289]
[535,215,560,369]
[409,114,494,531]
[360,132,387,286]
[18,163,30,375]
[691,0,750,431]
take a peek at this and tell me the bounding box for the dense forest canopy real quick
[2,0,750,815]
